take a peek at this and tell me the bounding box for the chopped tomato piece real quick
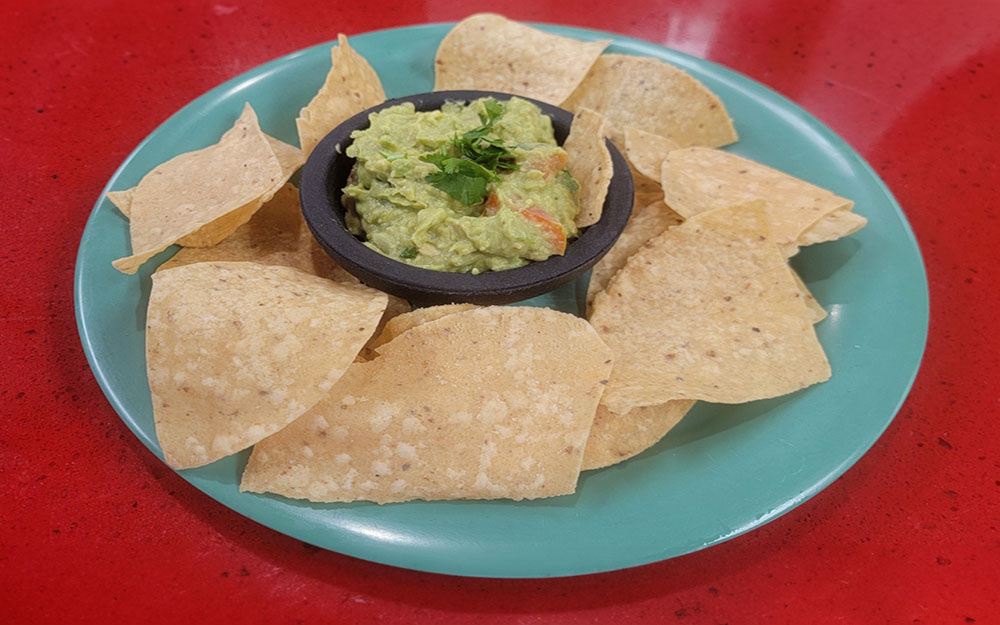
[482,192,501,216]
[524,152,569,179]
[521,206,567,255]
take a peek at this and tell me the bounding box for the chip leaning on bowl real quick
[342,96,583,274]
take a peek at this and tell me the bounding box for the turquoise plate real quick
[75,23,929,578]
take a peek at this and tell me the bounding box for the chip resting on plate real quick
[156,183,346,280]
[111,104,303,274]
[788,266,827,324]
[173,133,305,249]
[624,126,681,181]
[433,14,610,105]
[582,400,696,470]
[586,199,684,307]
[561,54,738,149]
[367,303,479,352]
[240,306,614,504]
[661,147,860,255]
[155,183,410,347]
[798,209,868,246]
[564,108,613,227]
[146,261,388,469]
[590,201,830,414]
[296,34,386,157]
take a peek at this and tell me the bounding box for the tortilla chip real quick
[106,188,133,218]
[630,163,664,208]
[111,104,298,274]
[661,147,853,256]
[798,209,868,246]
[296,34,386,157]
[582,400,695,470]
[586,199,684,307]
[565,108,613,227]
[561,54,737,149]
[241,306,613,503]
[789,267,827,324]
[156,183,342,278]
[174,133,306,248]
[368,303,480,352]
[433,14,610,106]
[146,261,388,469]
[624,127,680,181]
[590,201,830,414]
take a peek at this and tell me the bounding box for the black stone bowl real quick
[299,90,633,306]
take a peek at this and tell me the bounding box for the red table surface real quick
[2,0,998,622]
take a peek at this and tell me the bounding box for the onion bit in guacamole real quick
[342,97,581,274]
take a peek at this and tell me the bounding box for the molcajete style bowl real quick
[299,90,634,306]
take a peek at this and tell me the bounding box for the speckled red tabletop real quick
[2,1,998,622]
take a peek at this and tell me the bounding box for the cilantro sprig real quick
[419,99,519,206]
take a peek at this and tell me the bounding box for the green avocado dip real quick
[342,97,580,274]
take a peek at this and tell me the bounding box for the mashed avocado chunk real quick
[343,97,580,274]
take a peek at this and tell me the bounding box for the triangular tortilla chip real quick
[788,266,827,324]
[590,201,830,414]
[147,261,388,469]
[798,209,867,246]
[296,34,386,157]
[562,54,738,149]
[586,199,684,308]
[624,126,681,181]
[661,147,853,256]
[106,188,133,218]
[240,306,613,503]
[175,133,304,248]
[156,184,344,280]
[111,104,298,274]
[582,400,695,470]
[433,14,610,106]
[565,108,613,227]
[367,303,480,352]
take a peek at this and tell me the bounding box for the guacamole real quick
[343,97,580,274]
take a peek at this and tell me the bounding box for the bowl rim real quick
[299,90,634,305]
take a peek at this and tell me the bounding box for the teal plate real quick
[75,23,929,578]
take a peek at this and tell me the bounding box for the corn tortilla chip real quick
[562,54,737,149]
[624,126,680,181]
[798,209,868,246]
[661,147,853,256]
[174,133,306,248]
[296,34,386,158]
[147,261,388,469]
[106,188,133,218]
[631,163,664,208]
[590,201,830,414]
[156,184,344,280]
[565,108,613,227]
[154,183,409,344]
[368,303,479,352]
[111,104,297,274]
[434,14,610,106]
[789,267,827,324]
[582,400,695,470]
[240,306,613,503]
[586,199,684,308]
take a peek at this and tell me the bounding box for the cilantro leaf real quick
[419,99,519,206]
